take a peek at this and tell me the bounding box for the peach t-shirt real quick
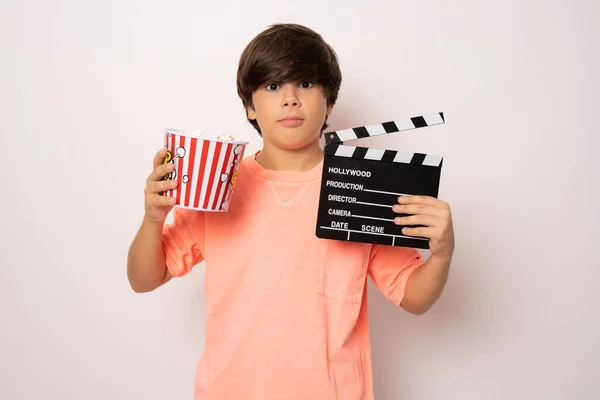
[162,151,424,399]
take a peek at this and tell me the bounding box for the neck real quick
[255,141,324,172]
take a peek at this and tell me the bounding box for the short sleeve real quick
[161,207,206,277]
[367,244,424,306]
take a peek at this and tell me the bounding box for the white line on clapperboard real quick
[328,187,423,244]
[358,188,410,208]
[319,226,427,244]
[325,186,421,242]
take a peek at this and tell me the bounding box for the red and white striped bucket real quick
[161,129,248,212]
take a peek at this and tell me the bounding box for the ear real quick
[326,103,334,116]
[247,106,256,120]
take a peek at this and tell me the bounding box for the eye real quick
[299,81,314,89]
[265,82,280,91]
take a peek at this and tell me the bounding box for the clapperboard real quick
[315,112,445,249]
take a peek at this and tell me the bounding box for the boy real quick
[127,23,454,400]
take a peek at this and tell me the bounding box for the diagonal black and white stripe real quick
[324,144,443,167]
[325,112,445,145]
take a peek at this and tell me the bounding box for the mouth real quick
[278,117,304,127]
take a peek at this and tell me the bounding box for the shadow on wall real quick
[160,263,208,349]
[368,230,493,398]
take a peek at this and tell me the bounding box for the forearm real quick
[401,254,451,315]
[127,218,170,293]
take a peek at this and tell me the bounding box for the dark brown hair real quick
[236,23,342,136]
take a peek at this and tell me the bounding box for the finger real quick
[151,179,178,194]
[398,195,448,209]
[392,203,444,218]
[151,193,177,207]
[394,214,438,227]
[148,162,175,183]
[401,226,432,238]
[153,148,168,169]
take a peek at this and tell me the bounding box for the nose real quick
[281,83,301,108]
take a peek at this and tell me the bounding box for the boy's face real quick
[247,80,333,150]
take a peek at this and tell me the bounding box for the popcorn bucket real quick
[161,129,248,211]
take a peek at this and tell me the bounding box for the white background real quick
[1,0,599,399]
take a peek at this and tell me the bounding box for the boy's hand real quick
[392,195,455,260]
[144,148,178,224]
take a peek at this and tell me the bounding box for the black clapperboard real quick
[315,112,445,249]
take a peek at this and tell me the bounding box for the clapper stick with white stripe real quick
[315,112,445,249]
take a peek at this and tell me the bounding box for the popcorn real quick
[213,132,235,141]
[190,130,235,141]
